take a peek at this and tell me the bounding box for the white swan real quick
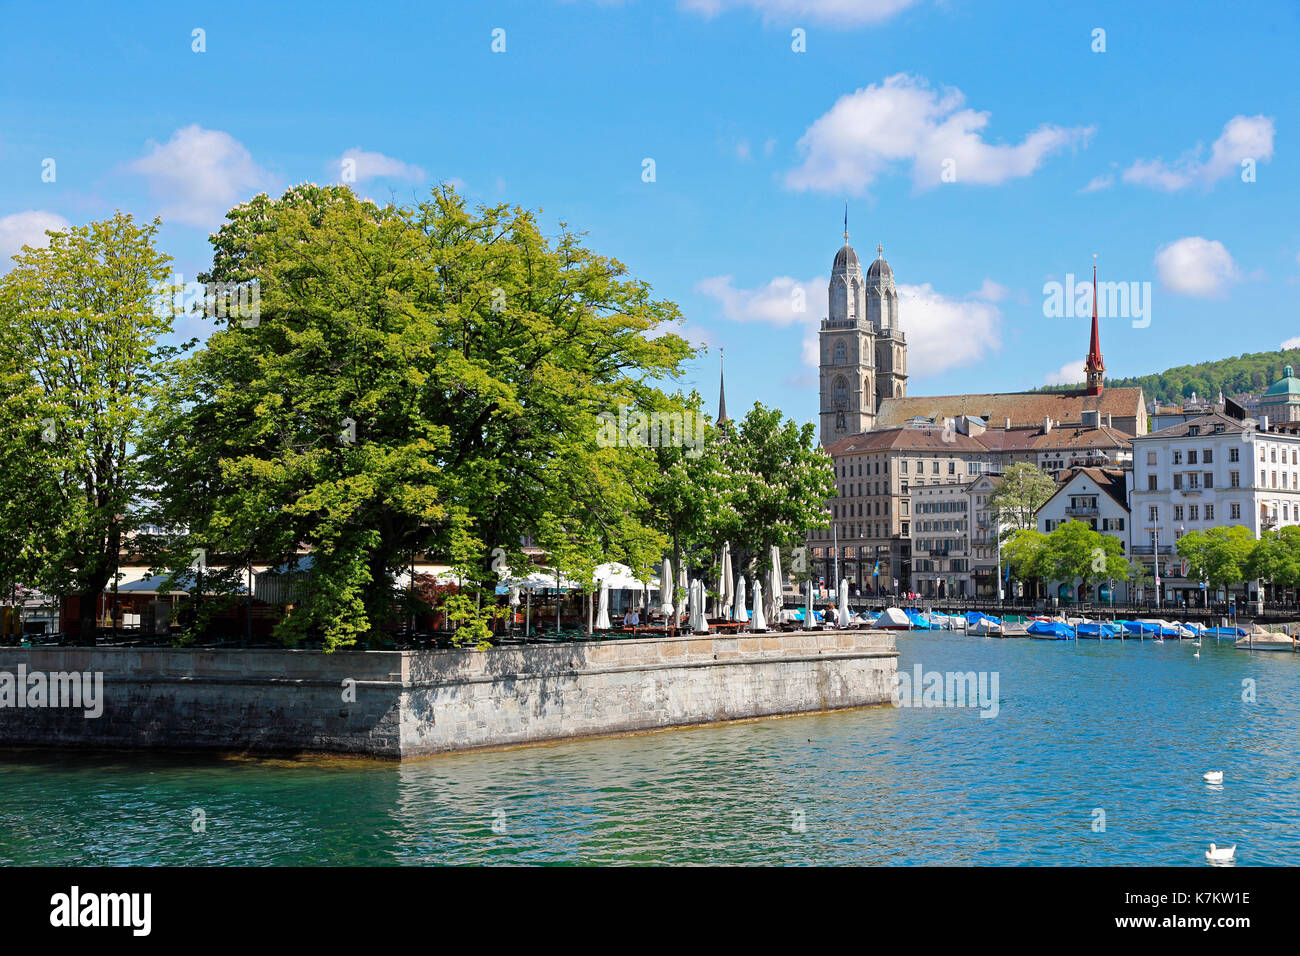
[1203,771,1224,784]
[1194,650,1200,658]
[1205,843,1236,862]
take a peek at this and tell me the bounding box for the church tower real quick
[819,212,876,443]
[1085,262,1105,396]
[868,243,907,409]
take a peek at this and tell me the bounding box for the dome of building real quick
[833,243,861,274]
[866,244,892,280]
[1264,365,1300,399]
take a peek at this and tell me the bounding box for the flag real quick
[872,561,880,578]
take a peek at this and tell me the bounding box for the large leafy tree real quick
[0,213,175,641]
[1177,526,1257,593]
[986,462,1057,538]
[1245,526,1300,597]
[143,184,691,649]
[1037,520,1129,601]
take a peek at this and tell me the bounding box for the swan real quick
[1203,771,1224,784]
[1205,843,1236,862]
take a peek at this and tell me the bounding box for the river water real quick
[2,632,1298,865]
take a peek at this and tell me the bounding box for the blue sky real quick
[2,0,1298,425]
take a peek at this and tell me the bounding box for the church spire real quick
[716,348,730,424]
[843,202,849,243]
[1085,258,1105,396]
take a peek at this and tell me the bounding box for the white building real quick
[1130,411,1300,603]
[911,480,973,598]
[1036,467,1131,603]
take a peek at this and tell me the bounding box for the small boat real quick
[871,607,912,630]
[1234,626,1297,652]
[1027,620,1073,640]
[904,609,933,629]
[965,612,1003,636]
[1203,771,1224,784]
[1205,625,1248,639]
[1076,620,1121,639]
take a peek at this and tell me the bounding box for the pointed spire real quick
[1085,257,1105,396]
[843,202,849,243]
[717,348,730,424]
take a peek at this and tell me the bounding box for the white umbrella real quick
[691,580,709,634]
[508,586,521,607]
[751,579,768,631]
[659,558,674,619]
[593,562,647,590]
[733,574,747,623]
[719,541,734,618]
[804,578,815,630]
[838,578,850,629]
[678,562,689,626]
[768,544,783,626]
[595,581,611,630]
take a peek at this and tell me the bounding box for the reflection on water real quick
[2,634,1299,865]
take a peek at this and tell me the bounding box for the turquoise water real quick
[2,632,1298,865]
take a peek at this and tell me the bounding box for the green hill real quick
[1038,347,1300,405]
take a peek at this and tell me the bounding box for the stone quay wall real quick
[0,630,898,759]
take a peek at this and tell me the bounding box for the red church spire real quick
[1085,260,1104,396]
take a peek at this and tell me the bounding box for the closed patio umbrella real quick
[750,579,767,631]
[595,581,611,630]
[804,578,815,630]
[838,578,850,629]
[659,558,674,619]
[733,574,747,623]
[768,545,783,627]
[690,580,709,634]
[718,541,734,618]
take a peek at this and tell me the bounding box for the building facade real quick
[1036,467,1131,603]
[1130,411,1300,603]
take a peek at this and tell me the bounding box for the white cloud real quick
[1080,173,1113,193]
[1155,237,1239,298]
[1044,359,1086,386]
[695,271,1002,378]
[1123,115,1274,191]
[127,125,273,227]
[681,0,919,25]
[1282,337,1300,350]
[735,139,752,162]
[334,147,425,184]
[0,210,70,269]
[785,74,1093,195]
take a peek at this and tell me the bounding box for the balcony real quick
[1130,545,1175,556]
[1064,505,1099,517]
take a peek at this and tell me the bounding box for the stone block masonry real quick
[0,630,897,759]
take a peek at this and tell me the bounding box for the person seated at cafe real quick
[824,605,838,627]
[623,608,640,627]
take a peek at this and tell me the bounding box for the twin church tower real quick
[818,213,907,442]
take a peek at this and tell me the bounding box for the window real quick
[931,461,939,475]
[1188,425,1200,436]
[1230,471,1240,488]
[948,461,956,475]
[901,460,908,474]
[1146,451,1157,466]
[1203,449,1213,464]
[1230,447,1240,463]
[1205,504,1215,521]
[1173,473,1183,490]
[1148,474,1158,491]
[1188,450,1198,465]
[1174,505,1184,521]
[1204,473,1214,489]
[1189,505,1199,521]
[1231,503,1241,520]
[1188,472,1200,489]
[1173,451,1183,465]
[1149,506,1159,521]
[833,341,847,364]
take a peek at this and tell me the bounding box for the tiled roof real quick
[1141,411,1250,439]
[875,387,1146,431]
[1042,466,1130,513]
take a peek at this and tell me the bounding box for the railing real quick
[1130,545,1175,555]
[1064,506,1099,517]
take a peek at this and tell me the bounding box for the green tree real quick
[1003,528,1047,596]
[1037,520,1129,602]
[143,184,692,650]
[1176,526,1257,593]
[0,213,175,642]
[1244,526,1300,597]
[987,463,1057,538]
